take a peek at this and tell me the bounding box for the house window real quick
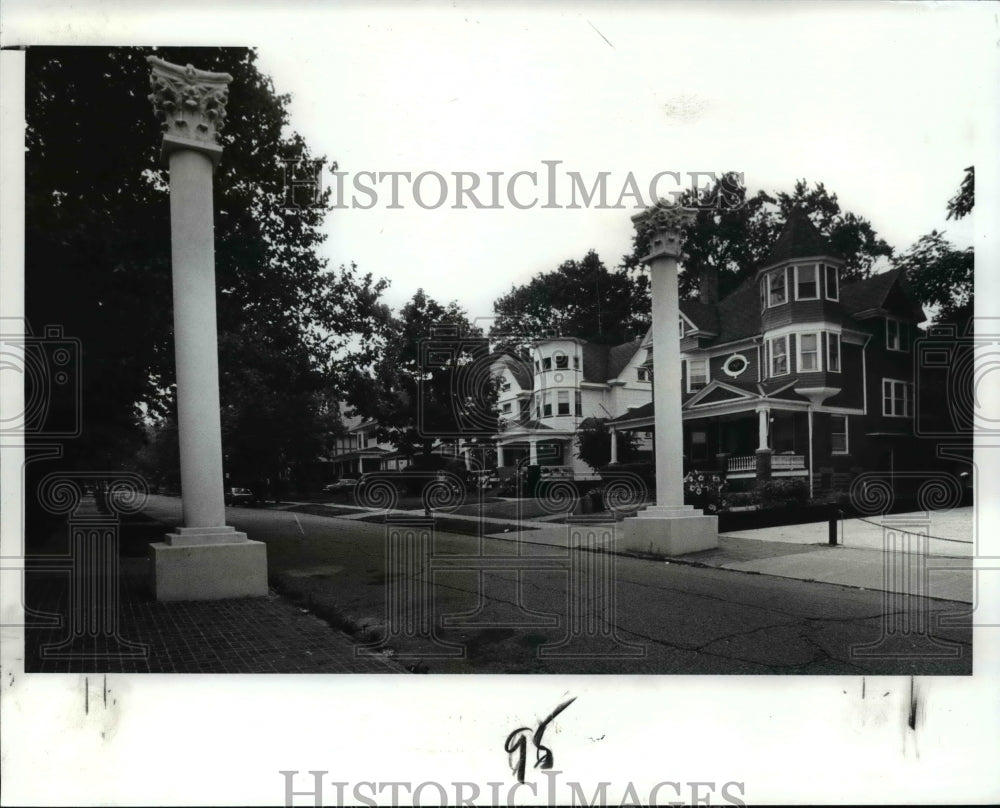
[795,264,819,300]
[882,378,913,417]
[637,367,650,382]
[534,361,540,372]
[574,391,582,416]
[501,402,512,414]
[542,357,552,371]
[831,415,849,454]
[886,318,908,352]
[534,394,540,419]
[557,390,570,415]
[825,265,839,300]
[555,354,569,369]
[499,379,511,392]
[768,335,789,376]
[687,358,708,391]
[827,332,841,372]
[679,317,686,338]
[691,430,708,461]
[573,356,580,370]
[798,333,820,372]
[768,268,787,306]
[543,393,552,417]
[760,278,767,311]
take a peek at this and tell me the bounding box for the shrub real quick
[725,491,757,509]
[684,470,729,514]
[753,478,809,509]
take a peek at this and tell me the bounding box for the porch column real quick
[463,446,472,471]
[496,444,505,468]
[609,426,619,464]
[757,407,770,450]
[755,407,773,481]
[529,439,539,466]
[146,57,267,601]
[622,202,717,555]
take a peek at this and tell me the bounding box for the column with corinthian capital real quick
[145,56,267,600]
[621,202,718,555]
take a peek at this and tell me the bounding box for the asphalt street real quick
[140,495,972,674]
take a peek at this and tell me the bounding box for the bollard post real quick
[828,508,840,545]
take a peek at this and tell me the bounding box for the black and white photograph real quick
[1,1,998,805]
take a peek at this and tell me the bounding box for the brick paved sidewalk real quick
[24,555,406,674]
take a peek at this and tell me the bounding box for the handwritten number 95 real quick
[504,697,576,784]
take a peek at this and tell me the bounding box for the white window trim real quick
[826,332,841,373]
[794,265,820,301]
[831,414,849,454]
[797,331,822,373]
[686,357,708,392]
[767,268,788,307]
[886,317,909,352]
[882,377,912,418]
[825,264,839,301]
[768,335,790,377]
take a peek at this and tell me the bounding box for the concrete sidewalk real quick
[274,498,976,604]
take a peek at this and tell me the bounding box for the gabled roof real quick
[606,338,643,380]
[709,277,760,345]
[580,342,608,382]
[679,301,719,334]
[839,267,903,315]
[761,208,838,268]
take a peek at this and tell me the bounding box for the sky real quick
[236,1,985,319]
[3,1,989,320]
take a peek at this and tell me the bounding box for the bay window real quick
[768,335,789,376]
[798,333,820,371]
[557,390,570,415]
[768,269,787,306]
[795,264,819,300]
[825,264,839,300]
[827,332,841,372]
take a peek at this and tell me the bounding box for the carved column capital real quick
[147,56,233,166]
[631,200,696,263]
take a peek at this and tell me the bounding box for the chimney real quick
[698,266,719,304]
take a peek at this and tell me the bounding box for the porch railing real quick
[726,454,806,473]
[727,455,756,473]
[772,454,805,470]
[538,465,574,479]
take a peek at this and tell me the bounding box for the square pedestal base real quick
[621,506,718,556]
[150,533,268,601]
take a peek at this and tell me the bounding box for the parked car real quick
[323,478,359,494]
[224,486,258,507]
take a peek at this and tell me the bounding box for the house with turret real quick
[609,210,928,495]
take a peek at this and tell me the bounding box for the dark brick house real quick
[610,211,930,495]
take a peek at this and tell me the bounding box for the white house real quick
[488,335,653,480]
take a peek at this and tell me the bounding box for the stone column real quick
[529,439,539,466]
[622,202,717,556]
[146,57,267,601]
[609,426,619,464]
[496,444,505,468]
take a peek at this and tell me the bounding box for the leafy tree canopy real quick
[25,46,388,485]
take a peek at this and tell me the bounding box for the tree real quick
[893,168,974,329]
[24,46,388,488]
[491,250,650,352]
[623,173,893,302]
[348,289,498,460]
[575,418,641,472]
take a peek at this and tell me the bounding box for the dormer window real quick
[795,265,819,300]
[768,269,787,306]
[825,265,839,300]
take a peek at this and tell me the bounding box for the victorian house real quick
[609,211,926,495]
[489,336,653,481]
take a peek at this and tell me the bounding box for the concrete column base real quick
[621,505,718,556]
[150,530,268,601]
